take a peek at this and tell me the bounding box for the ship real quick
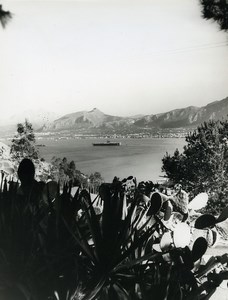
[92,140,121,146]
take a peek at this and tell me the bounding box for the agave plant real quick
[0,175,81,300]
[0,174,48,299]
[58,180,210,300]
[1,169,228,300]
[57,179,169,300]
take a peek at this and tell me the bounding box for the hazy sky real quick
[0,0,228,121]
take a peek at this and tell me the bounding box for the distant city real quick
[35,128,188,142]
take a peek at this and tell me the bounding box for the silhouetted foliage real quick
[1,160,228,299]
[200,0,228,30]
[0,4,12,28]
[162,119,228,213]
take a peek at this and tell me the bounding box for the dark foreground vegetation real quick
[162,119,228,213]
[0,159,228,300]
[1,1,228,297]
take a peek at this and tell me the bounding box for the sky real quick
[0,0,228,123]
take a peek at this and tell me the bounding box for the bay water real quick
[38,137,186,183]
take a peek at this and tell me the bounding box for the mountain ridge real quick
[42,96,228,133]
[1,97,228,136]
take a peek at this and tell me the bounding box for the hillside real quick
[43,108,135,132]
[42,97,228,133]
[1,97,228,136]
[136,97,228,129]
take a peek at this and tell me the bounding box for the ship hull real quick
[92,142,121,146]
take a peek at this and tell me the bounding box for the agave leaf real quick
[68,180,72,196]
[131,196,146,228]
[112,198,138,253]
[3,179,8,194]
[163,264,172,300]
[115,250,164,273]
[113,225,157,270]
[71,187,81,213]
[46,181,58,212]
[55,182,61,224]
[194,214,216,229]
[62,217,97,264]
[196,256,220,279]
[80,192,104,262]
[133,199,153,233]
[111,282,129,300]
[216,205,228,223]
[0,171,5,191]
[62,182,68,195]
[115,282,130,299]
[121,193,128,221]
[114,272,137,280]
[91,193,100,207]
[101,187,124,252]
[82,277,106,300]
[100,185,112,239]
[127,197,139,230]
[136,214,156,234]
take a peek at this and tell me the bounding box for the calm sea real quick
[38,137,186,183]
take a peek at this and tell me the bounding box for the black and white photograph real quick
[0,0,228,299]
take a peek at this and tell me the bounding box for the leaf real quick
[112,282,129,300]
[191,237,207,262]
[173,223,191,248]
[80,192,104,263]
[216,205,228,223]
[194,214,216,229]
[146,192,162,216]
[113,226,160,271]
[115,250,164,272]
[188,193,208,211]
[163,201,173,221]
[82,277,106,300]
[62,217,96,264]
[113,197,138,252]
[160,232,172,251]
[101,187,125,253]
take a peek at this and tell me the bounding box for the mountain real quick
[43,108,135,131]
[1,97,228,136]
[135,97,228,129]
[43,97,228,133]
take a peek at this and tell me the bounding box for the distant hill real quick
[43,108,136,132]
[42,97,228,133]
[1,97,228,136]
[135,97,228,129]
